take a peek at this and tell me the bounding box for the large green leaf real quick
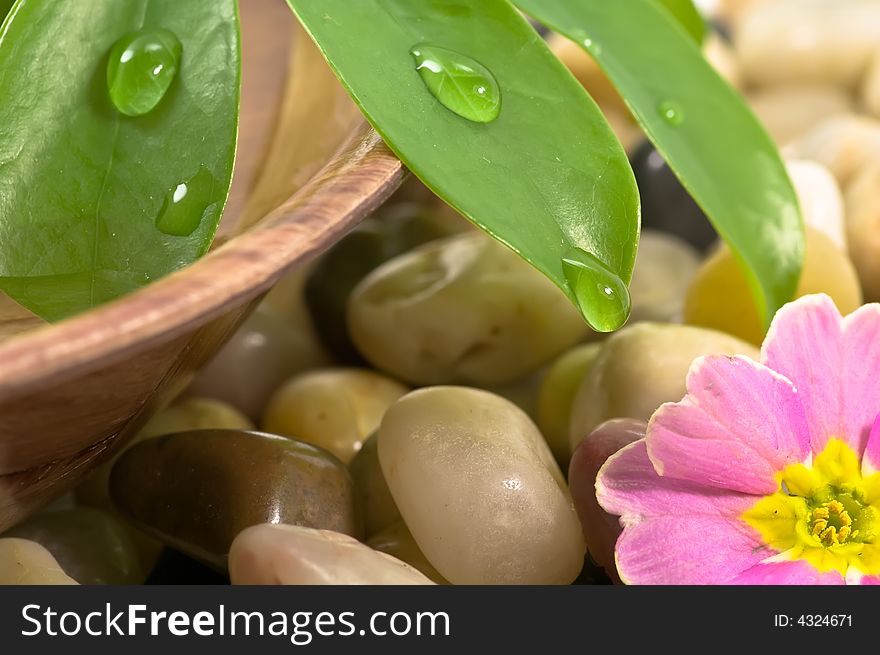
[0,0,14,24]
[0,0,240,321]
[516,0,804,325]
[656,0,706,44]
[287,0,640,332]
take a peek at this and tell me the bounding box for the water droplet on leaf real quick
[155,167,219,237]
[410,44,500,123]
[562,249,631,332]
[658,100,684,126]
[107,28,182,117]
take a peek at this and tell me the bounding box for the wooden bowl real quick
[0,0,403,531]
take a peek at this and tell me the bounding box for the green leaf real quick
[656,0,706,44]
[516,0,804,324]
[0,0,240,321]
[287,0,640,332]
[0,0,14,24]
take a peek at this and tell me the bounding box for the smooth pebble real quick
[843,163,880,300]
[348,433,401,538]
[348,233,589,386]
[748,85,853,146]
[786,160,847,252]
[736,0,880,89]
[110,430,360,570]
[4,508,142,584]
[0,538,77,585]
[366,521,448,584]
[569,323,759,447]
[229,524,434,585]
[783,114,880,187]
[568,419,647,583]
[188,309,330,420]
[379,387,585,585]
[684,227,863,344]
[262,368,408,464]
[537,343,603,467]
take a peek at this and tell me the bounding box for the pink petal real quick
[569,419,647,583]
[763,295,880,455]
[597,441,768,585]
[864,413,880,476]
[860,575,880,585]
[646,355,811,495]
[727,559,844,585]
[842,304,880,456]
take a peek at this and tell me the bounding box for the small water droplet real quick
[582,38,601,54]
[410,44,500,123]
[562,249,631,333]
[658,100,684,126]
[107,28,182,117]
[155,166,220,237]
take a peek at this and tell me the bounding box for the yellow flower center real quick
[742,439,880,577]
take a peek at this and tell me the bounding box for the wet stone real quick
[188,308,330,420]
[262,368,408,465]
[348,433,402,538]
[229,524,434,585]
[0,538,77,585]
[109,430,360,571]
[366,521,448,584]
[4,507,142,584]
[379,387,585,585]
[568,419,648,583]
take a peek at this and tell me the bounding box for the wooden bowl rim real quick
[0,125,403,400]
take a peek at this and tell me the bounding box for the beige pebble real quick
[748,85,853,146]
[0,538,78,585]
[188,308,330,420]
[262,368,408,465]
[229,524,434,585]
[843,163,880,301]
[367,522,448,584]
[379,387,585,584]
[569,323,759,449]
[629,231,701,324]
[861,48,880,117]
[783,114,880,187]
[348,433,401,538]
[786,160,847,252]
[537,343,604,468]
[736,0,880,89]
[348,233,588,386]
[704,33,743,90]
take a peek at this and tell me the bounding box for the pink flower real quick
[596,294,880,584]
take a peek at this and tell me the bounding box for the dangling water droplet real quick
[658,100,684,126]
[155,166,220,237]
[562,249,631,333]
[107,28,182,117]
[410,44,501,123]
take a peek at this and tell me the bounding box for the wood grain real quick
[0,0,403,529]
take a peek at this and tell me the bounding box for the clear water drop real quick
[410,44,501,124]
[155,166,220,237]
[582,38,602,55]
[562,249,631,333]
[107,28,182,117]
[658,100,685,126]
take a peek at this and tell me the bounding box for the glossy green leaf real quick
[287,0,640,332]
[516,0,804,324]
[656,0,706,44]
[0,0,240,321]
[0,0,14,24]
